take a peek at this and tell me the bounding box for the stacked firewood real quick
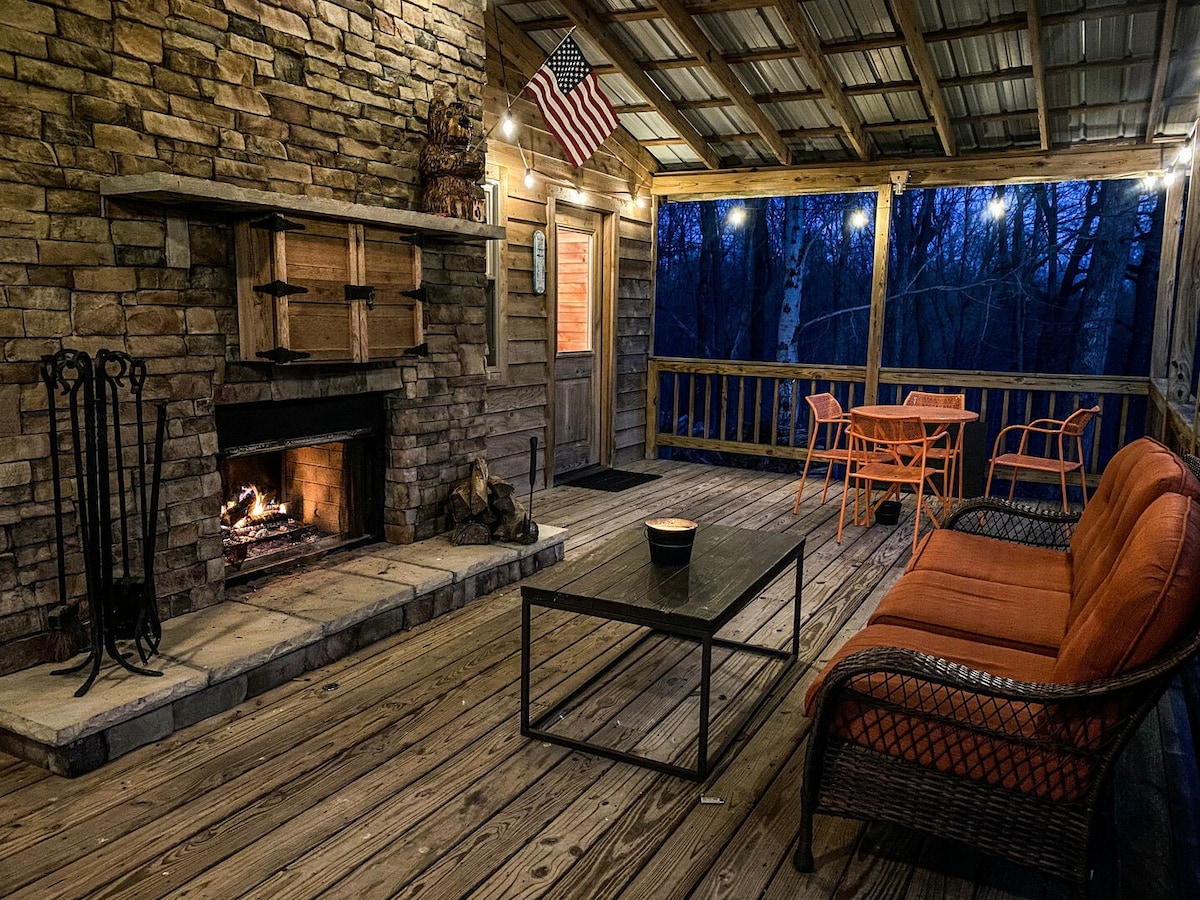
[449,458,532,544]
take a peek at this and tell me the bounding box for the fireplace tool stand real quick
[42,349,167,697]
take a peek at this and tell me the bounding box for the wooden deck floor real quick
[1,459,1197,899]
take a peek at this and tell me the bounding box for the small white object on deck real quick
[699,795,724,805]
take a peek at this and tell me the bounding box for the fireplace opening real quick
[216,395,385,578]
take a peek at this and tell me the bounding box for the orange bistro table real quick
[850,404,980,514]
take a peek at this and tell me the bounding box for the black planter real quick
[875,500,901,526]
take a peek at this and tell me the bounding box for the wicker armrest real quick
[812,642,1189,756]
[941,497,1078,549]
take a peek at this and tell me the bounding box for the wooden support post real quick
[646,357,659,458]
[865,185,893,405]
[1151,175,1186,384]
[1168,126,1200,406]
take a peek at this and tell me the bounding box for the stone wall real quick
[0,0,489,673]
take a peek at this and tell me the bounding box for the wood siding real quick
[481,142,654,487]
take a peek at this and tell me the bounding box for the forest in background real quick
[654,179,1166,376]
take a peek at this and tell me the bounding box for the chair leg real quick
[794,452,816,514]
[1008,469,1018,502]
[985,461,996,499]
[1059,468,1070,513]
[1079,467,1089,507]
[820,460,836,504]
[912,482,924,553]
[836,474,851,544]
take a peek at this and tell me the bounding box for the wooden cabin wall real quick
[480,137,655,487]
[481,0,659,492]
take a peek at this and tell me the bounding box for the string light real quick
[1178,144,1193,166]
[1142,174,1159,191]
[987,197,1006,220]
[1164,171,1178,187]
[727,206,746,227]
[524,167,535,189]
[849,209,869,229]
[501,114,516,139]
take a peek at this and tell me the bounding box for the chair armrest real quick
[941,498,1077,549]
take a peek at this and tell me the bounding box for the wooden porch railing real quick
[646,357,1151,480]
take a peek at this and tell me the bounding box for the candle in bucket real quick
[645,518,698,566]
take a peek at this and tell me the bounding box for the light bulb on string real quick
[1142,174,1159,191]
[524,167,535,189]
[501,115,516,139]
[1178,144,1193,166]
[987,197,1006,220]
[849,209,869,229]
[727,205,746,227]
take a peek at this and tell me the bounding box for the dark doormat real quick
[558,467,662,492]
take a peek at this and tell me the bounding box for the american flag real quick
[526,37,619,168]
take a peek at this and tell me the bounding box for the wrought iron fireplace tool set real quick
[42,348,166,697]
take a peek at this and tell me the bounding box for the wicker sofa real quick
[795,436,1200,893]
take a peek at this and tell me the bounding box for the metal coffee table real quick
[520,524,804,780]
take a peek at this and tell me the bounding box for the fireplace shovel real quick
[519,436,539,545]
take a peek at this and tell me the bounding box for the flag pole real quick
[478,26,578,146]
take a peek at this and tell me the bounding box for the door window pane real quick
[557,228,592,353]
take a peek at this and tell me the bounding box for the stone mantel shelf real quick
[100,174,505,242]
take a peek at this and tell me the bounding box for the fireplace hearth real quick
[216,395,385,578]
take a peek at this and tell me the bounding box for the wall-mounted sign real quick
[533,229,546,295]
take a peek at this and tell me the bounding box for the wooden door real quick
[553,209,603,475]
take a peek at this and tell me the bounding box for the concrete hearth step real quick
[0,527,567,777]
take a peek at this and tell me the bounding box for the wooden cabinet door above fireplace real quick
[235,215,424,363]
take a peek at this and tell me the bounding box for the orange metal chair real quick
[903,390,966,409]
[793,393,850,512]
[838,410,951,553]
[985,405,1100,511]
[902,390,967,502]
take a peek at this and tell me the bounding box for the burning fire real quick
[222,484,288,531]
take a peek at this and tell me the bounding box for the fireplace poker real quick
[521,436,539,544]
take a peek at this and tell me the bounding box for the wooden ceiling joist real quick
[770,0,871,161]
[553,1,721,169]
[1026,2,1051,151]
[650,144,1168,200]
[1147,0,1179,142]
[652,0,792,164]
[889,0,957,157]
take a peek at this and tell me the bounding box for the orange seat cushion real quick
[1054,493,1200,683]
[1069,438,1200,626]
[870,568,1070,655]
[907,528,1072,592]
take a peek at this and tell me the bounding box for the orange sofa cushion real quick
[869,568,1070,655]
[1069,438,1200,626]
[906,529,1072,592]
[1054,492,1200,683]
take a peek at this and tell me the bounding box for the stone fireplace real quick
[216,393,386,577]
[0,0,499,675]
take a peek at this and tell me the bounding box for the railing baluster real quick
[789,379,800,448]
[736,377,746,445]
[672,372,681,437]
[753,377,763,444]
[770,378,781,448]
[703,373,713,441]
[715,374,724,441]
[688,372,696,441]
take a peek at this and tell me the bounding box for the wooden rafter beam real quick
[550,2,721,169]
[770,1,870,160]
[1026,1,1051,150]
[1146,0,1179,142]
[652,0,792,164]
[650,144,1169,199]
[890,0,956,156]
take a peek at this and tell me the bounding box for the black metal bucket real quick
[645,518,697,566]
